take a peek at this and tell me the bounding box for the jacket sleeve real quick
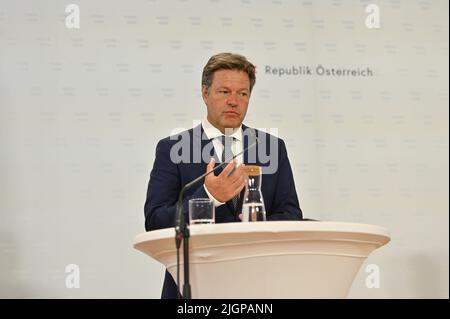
[144,138,208,231]
[267,139,303,221]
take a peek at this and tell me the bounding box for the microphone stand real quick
[174,161,228,299]
[174,136,258,299]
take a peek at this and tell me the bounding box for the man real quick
[144,53,302,298]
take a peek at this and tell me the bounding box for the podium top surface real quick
[133,221,390,254]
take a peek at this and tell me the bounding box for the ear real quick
[201,85,209,103]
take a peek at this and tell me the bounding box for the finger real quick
[227,165,246,183]
[206,158,215,173]
[205,158,216,183]
[220,160,236,177]
[229,176,245,195]
[228,172,244,186]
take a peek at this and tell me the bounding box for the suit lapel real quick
[195,124,220,165]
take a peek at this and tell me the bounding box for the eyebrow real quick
[216,86,249,92]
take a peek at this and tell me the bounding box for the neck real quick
[206,117,241,135]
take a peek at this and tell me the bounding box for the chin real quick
[222,120,241,129]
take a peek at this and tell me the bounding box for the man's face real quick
[202,69,251,134]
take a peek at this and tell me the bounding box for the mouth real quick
[223,111,240,117]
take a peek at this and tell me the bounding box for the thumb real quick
[206,158,215,173]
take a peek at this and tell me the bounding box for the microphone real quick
[174,128,258,299]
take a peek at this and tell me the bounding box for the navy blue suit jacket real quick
[144,124,302,298]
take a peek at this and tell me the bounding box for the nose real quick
[226,93,239,106]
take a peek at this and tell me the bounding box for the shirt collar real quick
[201,117,243,141]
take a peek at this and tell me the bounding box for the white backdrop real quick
[0,0,448,298]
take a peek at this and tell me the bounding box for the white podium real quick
[133,221,390,298]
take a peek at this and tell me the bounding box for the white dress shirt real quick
[201,118,243,207]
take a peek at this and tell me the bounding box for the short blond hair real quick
[202,52,256,92]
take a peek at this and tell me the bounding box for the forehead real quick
[211,69,250,89]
